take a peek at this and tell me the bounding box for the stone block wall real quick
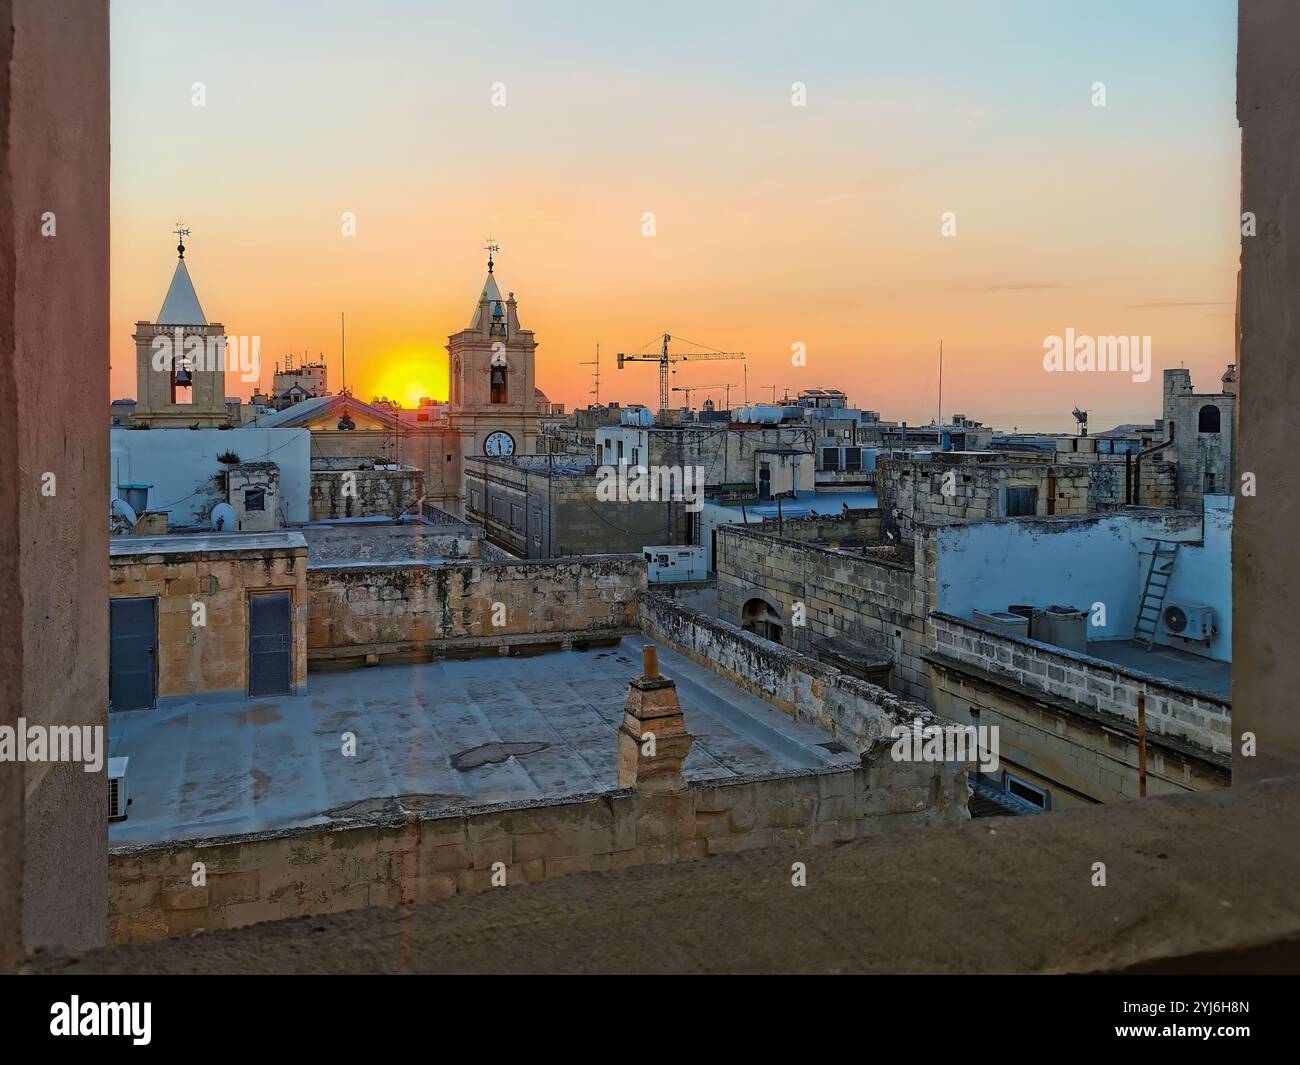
[1162,368,1237,511]
[107,752,969,945]
[928,657,1229,806]
[309,463,423,520]
[1077,457,1179,509]
[756,511,881,544]
[306,555,645,660]
[302,523,482,565]
[929,612,1230,757]
[110,542,309,698]
[640,592,940,749]
[466,459,688,559]
[716,522,936,704]
[226,462,280,532]
[307,428,461,510]
[877,458,1089,541]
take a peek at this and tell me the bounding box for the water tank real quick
[117,483,151,513]
[753,405,783,424]
[973,610,1030,638]
[1042,605,1088,653]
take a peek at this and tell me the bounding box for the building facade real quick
[1162,366,1237,510]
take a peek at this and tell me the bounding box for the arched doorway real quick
[742,598,783,644]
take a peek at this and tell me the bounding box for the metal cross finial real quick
[173,221,191,258]
[484,236,500,271]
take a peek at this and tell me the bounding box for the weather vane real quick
[484,236,500,272]
[173,221,191,258]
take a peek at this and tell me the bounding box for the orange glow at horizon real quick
[361,349,448,408]
[109,1,1240,435]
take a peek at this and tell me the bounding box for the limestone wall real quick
[756,511,881,544]
[307,428,460,510]
[929,611,1231,757]
[107,753,968,945]
[465,459,687,559]
[877,458,1089,541]
[301,522,482,565]
[110,543,309,698]
[716,523,936,704]
[1050,450,1179,509]
[928,656,1229,807]
[306,555,645,661]
[640,592,936,749]
[309,464,423,520]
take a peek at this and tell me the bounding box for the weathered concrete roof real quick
[110,532,308,558]
[107,636,856,849]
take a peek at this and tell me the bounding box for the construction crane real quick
[670,383,727,408]
[617,334,744,412]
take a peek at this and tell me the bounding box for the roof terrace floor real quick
[108,636,856,849]
[1085,638,1231,699]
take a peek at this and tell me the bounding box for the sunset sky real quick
[110,0,1239,432]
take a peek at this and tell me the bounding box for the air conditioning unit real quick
[108,756,130,822]
[1161,602,1215,643]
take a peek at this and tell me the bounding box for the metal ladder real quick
[1133,541,1179,649]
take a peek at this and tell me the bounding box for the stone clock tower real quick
[447,245,545,496]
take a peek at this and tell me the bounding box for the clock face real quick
[484,431,516,456]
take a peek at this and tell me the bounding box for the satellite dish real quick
[110,498,139,527]
[210,502,237,532]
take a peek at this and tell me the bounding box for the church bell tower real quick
[446,242,544,480]
[131,225,230,428]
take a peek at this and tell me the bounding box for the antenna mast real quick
[937,339,944,426]
[581,343,601,405]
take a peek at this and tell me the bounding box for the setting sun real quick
[361,349,447,408]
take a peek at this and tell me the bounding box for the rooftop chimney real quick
[618,643,692,793]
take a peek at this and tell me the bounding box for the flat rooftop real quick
[1086,638,1231,699]
[110,532,308,557]
[108,636,856,848]
[721,490,878,519]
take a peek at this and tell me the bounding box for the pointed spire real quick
[470,239,505,329]
[157,228,207,325]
